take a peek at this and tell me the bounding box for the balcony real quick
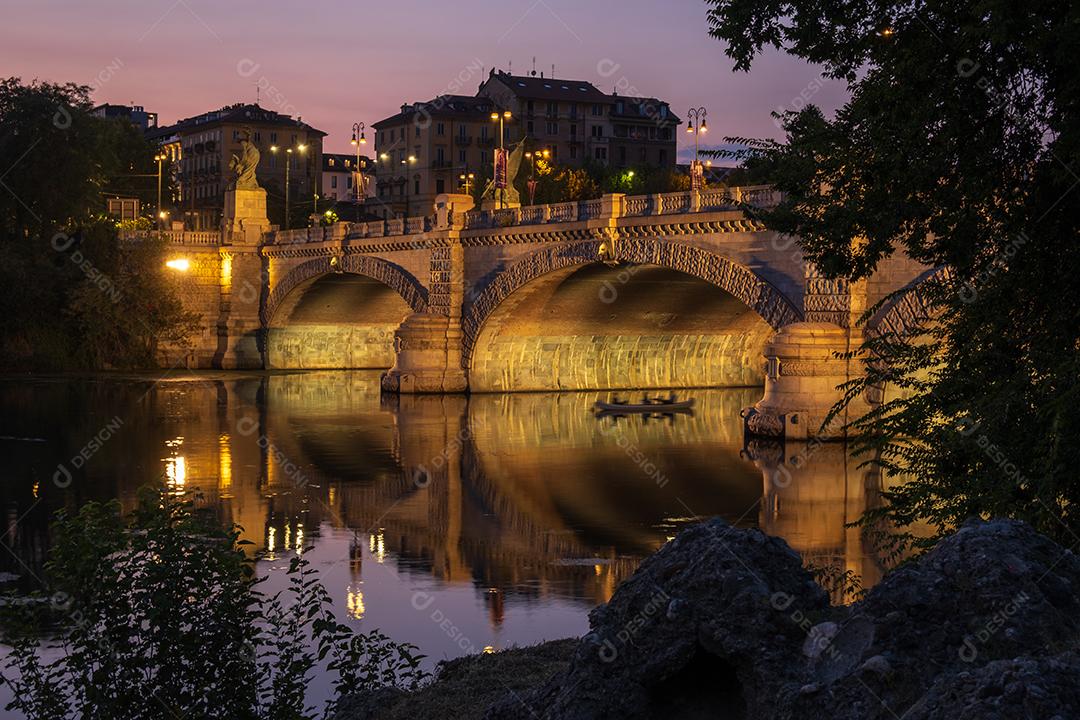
[431,159,454,169]
[453,135,473,146]
[477,137,495,148]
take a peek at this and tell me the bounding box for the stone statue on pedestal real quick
[228,128,261,190]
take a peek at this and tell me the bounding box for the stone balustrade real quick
[123,185,785,249]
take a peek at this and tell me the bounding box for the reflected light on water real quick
[218,434,232,495]
[346,584,365,619]
[163,437,186,493]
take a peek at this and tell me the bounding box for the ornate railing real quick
[122,185,784,246]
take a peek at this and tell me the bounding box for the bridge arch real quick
[263,254,427,326]
[462,239,803,391]
[262,255,427,370]
[866,266,951,339]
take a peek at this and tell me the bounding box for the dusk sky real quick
[4,0,850,160]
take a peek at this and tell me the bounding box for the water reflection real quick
[0,371,884,664]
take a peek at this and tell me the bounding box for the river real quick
[0,370,883,706]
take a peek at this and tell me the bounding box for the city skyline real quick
[4,0,849,159]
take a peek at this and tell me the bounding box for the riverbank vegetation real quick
[0,78,198,370]
[0,487,427,720]
[706,0,1080,550]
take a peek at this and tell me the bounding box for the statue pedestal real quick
[223,188,270,244]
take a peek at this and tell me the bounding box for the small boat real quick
[593,393,695,415]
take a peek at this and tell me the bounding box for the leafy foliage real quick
[1,486,427,720]
[706,0,1080,549]
[0,78,195,370]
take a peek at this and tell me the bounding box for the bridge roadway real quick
[132,186,929,438]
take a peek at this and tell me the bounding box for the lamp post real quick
[523,148,549,205]
[350,122,367,202]
[459,171,475,195]
[401,155,416,218]
[270,143,308,229]
[489,109,512,209]
[154,153,166,227]
[686,107,708,191]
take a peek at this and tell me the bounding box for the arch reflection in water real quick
[0,371,883,664]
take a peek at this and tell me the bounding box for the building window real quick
[527,120,534,134]
[232,130,240,140]
[546,121,558,135]
[481,126,489,140]
[547,101,557,116]
[269,132,276,143]
[414,178,420,194]
[390,129,396,141]
[458,149,466,163]
[436,179,445,194]
[591,125,603,138]
[348,176,353,188]
[591,104,603,116]
[458,125,466,138]
[570,123,577,137]
[331,176,338,188]
[618,146,627,164]
[570,145,578,160]
[328,158,335,167]
[436,147,445,163]
[527,100,534,114]
[415,125,420,137]
[437,122,445,136]
[594,147,607,161]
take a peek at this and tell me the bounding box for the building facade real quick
[148,104,325,230]
[372,95,497,219]
[372,71,680,218]
[476,71,679,168]
[322,152,375,203]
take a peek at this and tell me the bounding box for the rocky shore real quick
[338,518,1080,720]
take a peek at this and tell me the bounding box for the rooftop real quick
[148,103,326,139]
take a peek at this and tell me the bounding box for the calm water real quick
[0,370,883,705]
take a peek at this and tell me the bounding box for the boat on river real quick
[593,394,695,416]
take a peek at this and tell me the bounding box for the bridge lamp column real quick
[350,122,367,202]
[490,110,512,209]
[686,106,708,190]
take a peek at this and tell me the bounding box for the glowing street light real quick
[165,258,190,271]
[153,153,167,227]
[686,106,708,191]
[459,171,475,194]
[401,154,417,218]
[350,122,367,202]
[490,109,513,209]
[270,143,308,229]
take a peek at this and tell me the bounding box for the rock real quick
[484,518,828,719]
[480,518,1080,720]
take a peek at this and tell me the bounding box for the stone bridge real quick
[137,185,928,438]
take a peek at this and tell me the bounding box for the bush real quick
[0,486,427,720]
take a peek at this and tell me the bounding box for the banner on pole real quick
[494,148,508,189]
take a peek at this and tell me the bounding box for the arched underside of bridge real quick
[468,263,776,392]
[265,273,413,369]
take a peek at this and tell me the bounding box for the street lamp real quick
[154,153,167,226]
[523,148,549,205]
[459,171,475,195]
[686,107,708,191]
[270,143,308,229]
[490,109,512,209]
[350,122,367,202]
[401,155,416,218]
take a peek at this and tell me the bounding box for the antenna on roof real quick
[531,57,537,77]
[255,85,260,105]
[552,64,555,79]
[508,60,512,74]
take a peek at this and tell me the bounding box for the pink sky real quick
[2,0,849,159]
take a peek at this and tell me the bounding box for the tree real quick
[0,78,196,369]
[706,0,1080,549]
